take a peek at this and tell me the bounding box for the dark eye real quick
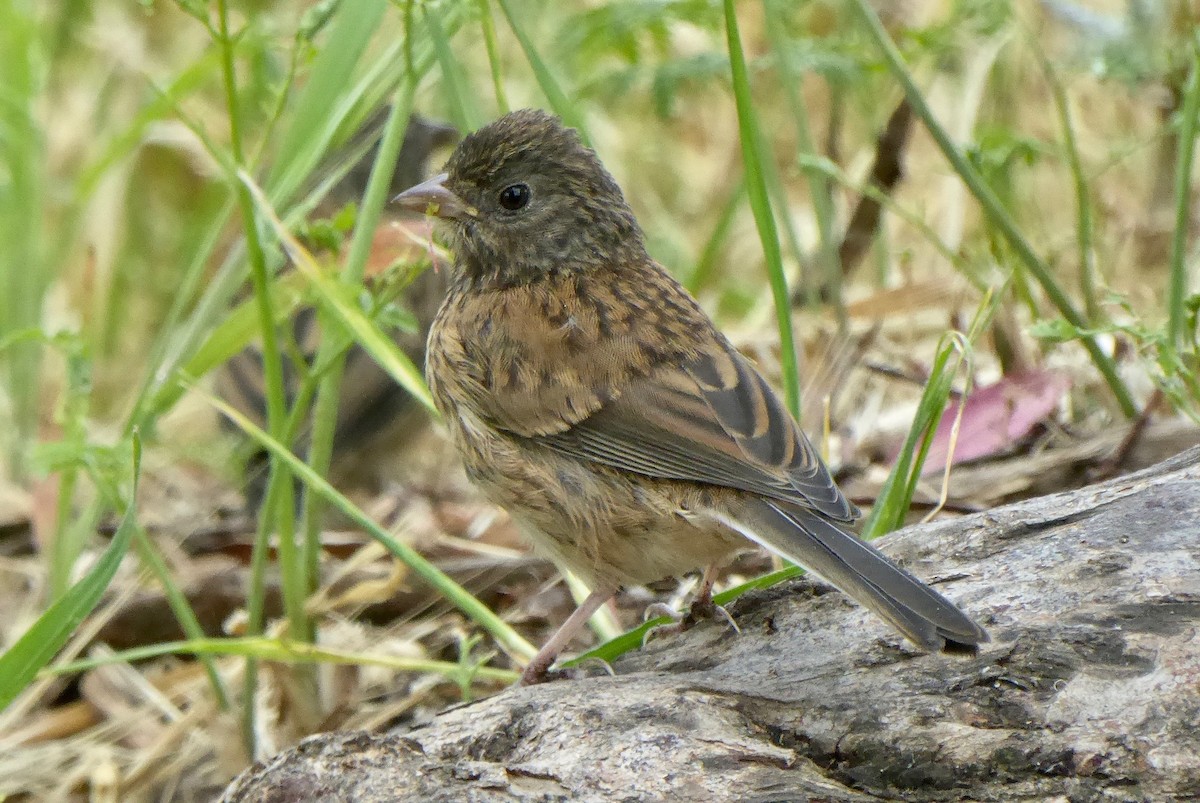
[498,183,531,211]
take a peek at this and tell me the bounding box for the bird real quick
[393,108,988,685]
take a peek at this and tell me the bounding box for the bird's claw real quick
[683,597,741,634]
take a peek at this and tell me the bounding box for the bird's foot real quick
[518,663,568,686]
[683,595,741,634]
[644,602,683,624]
[640,597,740,648]
[641,603,685,646]
[517,656,614,686]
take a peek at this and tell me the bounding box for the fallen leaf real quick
[919,369,1071,475]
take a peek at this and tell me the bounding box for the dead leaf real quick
[919,369,1071,475]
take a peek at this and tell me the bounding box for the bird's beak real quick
[392,173,475,220]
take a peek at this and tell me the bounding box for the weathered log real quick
[222,446,1200,802]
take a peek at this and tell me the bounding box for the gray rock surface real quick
[222,447,1200,802]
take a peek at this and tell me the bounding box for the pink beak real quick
[392,173,474,220]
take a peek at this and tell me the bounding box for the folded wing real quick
[539,342,858,522]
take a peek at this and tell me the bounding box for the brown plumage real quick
[395,109,988,684]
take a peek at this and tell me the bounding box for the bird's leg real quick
[520,586,616,686]
[683,562,739,633]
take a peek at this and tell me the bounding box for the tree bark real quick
[222,446,1200,802]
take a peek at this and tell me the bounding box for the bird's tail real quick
[717,498,988,650]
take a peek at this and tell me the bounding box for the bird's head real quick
[393,108,646,288]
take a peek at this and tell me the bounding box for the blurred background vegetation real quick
[0,0,1197,797]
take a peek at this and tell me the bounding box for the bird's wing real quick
[532,340,859,522]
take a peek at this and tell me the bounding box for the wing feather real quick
[535,341,858,521]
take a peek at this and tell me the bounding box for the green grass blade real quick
[0,0,47,475]
[129,11,455,438]
[47,637,518,686]
[863,335,967,537]
[1033,37,1102,324]
[848,0,1137,419]
[212,0,300,755]
[762,0,839,302]
[494,0,590,144]
[723,0,801,419]
[863,288,1000,538]
[239,169,437,413]
[203,390,537,664]
[477,0,510,114]
[426,7,484,131]
[0,436,141,712]
[302,89,417,634]
[131,529,231,709]
[1168,38,1200,350]
[564,570,623,644]
[268,0,389,204]
[686,176,745,294]
[125,194,239,433]
[174,277,307,390]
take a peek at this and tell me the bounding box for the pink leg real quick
[520,586,616,686]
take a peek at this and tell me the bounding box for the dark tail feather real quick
[724,498,988,650]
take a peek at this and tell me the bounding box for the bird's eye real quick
[498,183,531,211]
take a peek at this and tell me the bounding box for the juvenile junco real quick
[394,109,988,684]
